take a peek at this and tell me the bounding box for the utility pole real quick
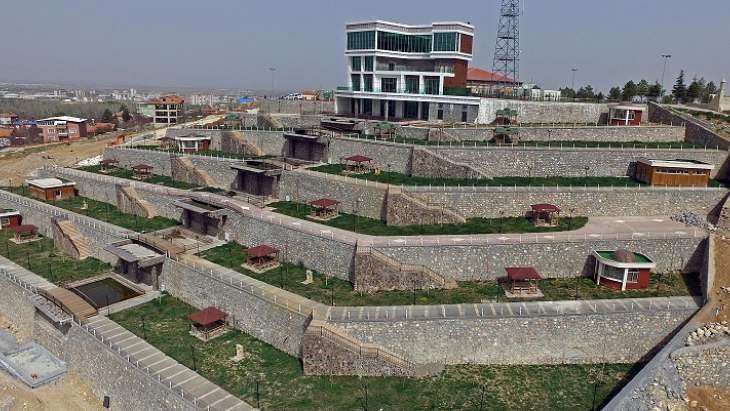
[660,54,672,97]
[571,68,579,91]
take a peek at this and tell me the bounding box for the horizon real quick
[1,0,728,93]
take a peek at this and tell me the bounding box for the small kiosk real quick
[0,209,22,230]
[99,158,119,172]
[308,198,340,221]
[342,155,373,175]
[492,127,519,145]
[593,250,655,291]
[131,164,154,180]
[189,306,229,342]
[609,105,643,126]
[504,267,543,298]
[243,244,280,273]
[8,225,40,244]
[528,204,561,227]
[633,159,713,187]
[26,178,76,201]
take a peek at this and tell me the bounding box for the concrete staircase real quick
[411,147,489,180]
[354,245,458,292]
[52,219,92,260]
[116,185,157,218]
[302,319,443,377]
[386,186,466,226]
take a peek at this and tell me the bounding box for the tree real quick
[576,85,595,100]
[637,79,650,97]
[622,81,638,102]
[560,87,576,99]
[608,87,622,101]
[101,108,114,123]
[596,92,605,102]
[704,81,718,103]
[647,82,663,100]
[672,70,687,103]
[686,78,703,103]
[120,104,131,122]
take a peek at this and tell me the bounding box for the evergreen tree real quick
[621,81,638,102]
[647,82,663,100]
[576,85,595,100]
[120,104,131,122]
[636,79,650,97]
[686,78,703,103]
[560,87,576,99]
[704,81,718,103]
[101,108,114,123]
[608,87,622,101]
[672,70,687,103]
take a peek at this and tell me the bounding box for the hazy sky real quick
[2,0,728,92]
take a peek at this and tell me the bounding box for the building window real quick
[627,269,640,283]
[461,109,468,123]
[363,75,373,92]
[437,104,444,120]
[351,56,362,71]
[602,266,624,282]
[55,189,62,198]
[433,32,458,52]
[363,56,374,72]
[0,217,8,226]
[381,78,397,93]
[424,78,440,95]
[377,31,432,53]
[405,77,419,94]
[347,31,376,50]
[351,75,361,91]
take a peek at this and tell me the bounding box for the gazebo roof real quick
[131,164,153,170]
[531,203,561,213]
[246,245,278,258]
[310,198,340,209]
[494,127,518,135]
[9,224,37,233]
[189,307,227,327]
[343,155,372,163]
[100,158,119,165]
[505,267,542,281]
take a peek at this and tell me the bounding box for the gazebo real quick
[593,250,656,291]
[308,198,340,221]
[494,108,519,125]
[131,164,153,180]
[373,122,396,140]
[189,306,229,342]
[243,244,280,273]
[528,204,561,227]
[492,127,519,145]
[504,267,543,297]
[342,155,373,175]
[99,158,119,172]
[8,225,40,244]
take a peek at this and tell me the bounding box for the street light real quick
[660,54,672,97]
[570,68,579,91]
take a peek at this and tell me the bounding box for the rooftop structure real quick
[36,116,88,142]
[335,20,480,123]
[528,204,561,227]
[309,198,341,221]
[466,67,522,96]
[189,307,229,342]
[105,240,165,287]
[504,267,542,297]
[0,209,22,229]
[26,178,76,201]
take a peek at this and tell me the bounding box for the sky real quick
[1,0,728,93]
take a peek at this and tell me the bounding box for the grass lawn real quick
[355,134,705,150]
[128,146,275,161]
[0,230,110,285]
[12,186,178,233]
[269,201,588,236]
[310,164,649,187]
[200,243,700,307]
[78,165,197,190]
[111,294,640,411]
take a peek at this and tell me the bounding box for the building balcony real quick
[338,86,442,95]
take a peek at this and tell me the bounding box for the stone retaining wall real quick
[478,98,609,124]
[649,102,730,150]
[328,138,413,174]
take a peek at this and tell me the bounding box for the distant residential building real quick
[0,113,18,125]
[466,68,521,96]
[36,116,88,142]
[138,95,185,124]
[300,90,318,101]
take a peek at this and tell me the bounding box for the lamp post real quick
[660,54,672,97]
[570,68,579,92]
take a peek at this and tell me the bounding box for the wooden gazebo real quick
[99,158,119,172]
[131,164,153,180]
[8,224,40,244]
[494,108,519,125]
[189,306,229,342]
[342,155,373,175]
[373,122,396,140]
[504,267,542,296]
[528,204,561,227]
[308,198,340,221]
[243,244,280,273]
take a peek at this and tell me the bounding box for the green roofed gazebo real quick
[495,108,519,125]
[593,250,656,291]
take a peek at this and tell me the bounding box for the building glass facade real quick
[433,32,458,52]
[377,31,432,53]
[351,56,362,71]
[347,31,376,50]
[363,56,374,71]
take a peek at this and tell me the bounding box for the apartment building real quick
[36,116,88,142]
[138,95,185,124]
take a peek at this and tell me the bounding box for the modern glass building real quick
[335,21,482,123]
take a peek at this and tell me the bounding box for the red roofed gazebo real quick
[131,164,153,180]
[342,155,373,175]
[244,244,280,273]
[189,306,229,342]
[8,224,40,244]
[99,158,119,172]
[309,198,340,221]
[528,204,561,227]
[505,267,542,296]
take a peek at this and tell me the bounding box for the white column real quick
[384,100,389,120]
[417,102,422,119]
[621,268,628,291]
[419,75,425,94]
[439,78,444,95]
[399,74,405,93]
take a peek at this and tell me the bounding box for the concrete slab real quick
[0,343,67,389]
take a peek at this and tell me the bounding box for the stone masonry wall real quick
[648,102,730,150]
[477,98,609,124]
[328,137,413,174]
[335,301,697,365]
[385,186,465,226]
[406,186,729,218]
[410,147,487,179]
[373,236,706,281]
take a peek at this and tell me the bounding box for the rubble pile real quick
[686,322,730,346]
[671,212,716,231]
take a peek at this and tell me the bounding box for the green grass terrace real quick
[9,186,178,233]
[78,165,197,190]
[127,145,275,161]
[199,242,701,307]
[0,230,110,285]
[269,201,588,236]
[111,294,641,410]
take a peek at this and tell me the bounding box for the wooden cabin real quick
[0,209,22,230]
[26,178,76,201]
[634,159,713,187]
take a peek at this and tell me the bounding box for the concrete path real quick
[83,316,253,411]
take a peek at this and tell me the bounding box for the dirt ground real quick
[0,135,116,187]
[0,314,100,410]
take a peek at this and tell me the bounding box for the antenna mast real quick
[492,0,521,83]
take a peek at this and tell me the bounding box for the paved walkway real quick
[83,316,253,411]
